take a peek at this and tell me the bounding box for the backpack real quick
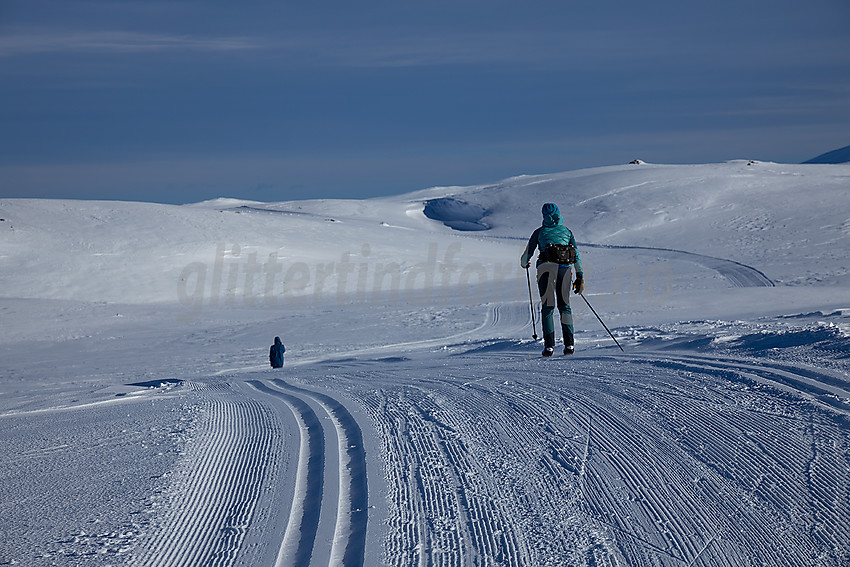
[541,242,576,265]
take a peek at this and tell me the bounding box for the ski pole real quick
[525,266,538,340]
[579,292,624,352]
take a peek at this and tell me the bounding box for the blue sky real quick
[2,0,849,203]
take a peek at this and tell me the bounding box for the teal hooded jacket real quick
[520,203,583,274]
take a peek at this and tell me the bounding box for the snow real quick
[1,161,849,566]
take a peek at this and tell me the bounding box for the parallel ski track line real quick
[357,374,578,566]
[557,352,850,565]
[246,380,325,567]
[618,352,850,559]
[588,360,839,565]
[359,389,430,567]
[561,387,738,565]
[366,388,478,566]
[334,349,849,566]
[460,374,694,566]
[132,383,278,567]
[580,242,776,287]
[270,378,369,567]
[636,352,850,418]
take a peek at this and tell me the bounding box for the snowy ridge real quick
[2,161,849,304]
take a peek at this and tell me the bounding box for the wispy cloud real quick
[0,24,620,68]
[0,29,264,57]
[251,28,637,71]
[308,31,572,68]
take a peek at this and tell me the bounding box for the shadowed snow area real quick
[1,162,849,566]
[422,197,490,231]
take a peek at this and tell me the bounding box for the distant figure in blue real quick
[270,337,285,368]
[521,203,584,357]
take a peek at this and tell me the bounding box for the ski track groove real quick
[269,378,369,567]
[246,379,325,567]
[488,235,776,288]
[332,341,850,566]
[636,353,850,562]
[595,352,850,565]
[247,378,369,567]
[582,241,777,288]
[132,382,278,567]
[130,301,847,566]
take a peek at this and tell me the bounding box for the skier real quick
[520,203,584,357]
[269,336,286,368]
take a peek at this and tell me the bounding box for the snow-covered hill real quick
[1,162,849,566]
[3,161,848,303]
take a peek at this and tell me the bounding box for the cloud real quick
[0,29,264,57]
[0,24,632,69]
[304,31,574,68]
[250,28,642,70]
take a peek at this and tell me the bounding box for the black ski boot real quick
[542,333,555,357]
[562,325,575,356]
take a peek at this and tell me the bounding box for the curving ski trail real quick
[581,242,775,287]
[248,378,369,567]
[270,378,369,567]
[488,234,775,288]
[247,380,325,567]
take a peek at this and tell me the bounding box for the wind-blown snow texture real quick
[1,161,849,566]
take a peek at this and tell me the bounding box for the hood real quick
[274,337,282,345]
[542,203,561,227]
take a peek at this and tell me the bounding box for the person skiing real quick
[520,203,584,357]
[269,336,286,368]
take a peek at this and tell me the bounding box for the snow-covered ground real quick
[1,161,849,566]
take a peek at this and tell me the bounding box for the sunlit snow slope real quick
[1,161,849,567]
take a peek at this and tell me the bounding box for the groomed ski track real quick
[492,235,776,288]
[132,376,370,567]
[131,300,849,566]
[130,382,283,567]
[581,242,776,288]
[331,344,849,566]
[248,378,369,567]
